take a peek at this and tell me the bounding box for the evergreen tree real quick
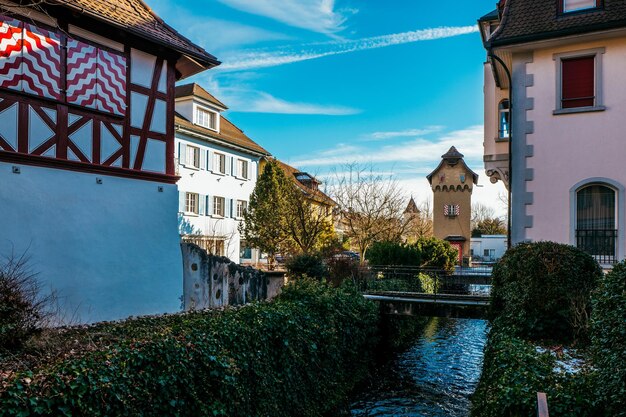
[240,160,291,269]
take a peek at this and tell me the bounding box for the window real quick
[562,56,595,108]
[181,236,225,256]
[185,192,199,214]
[195,107,217,130]
[186,145,200,169]
[576,184,616,263]
[498,99,510,139]
[444,204,460,217]
[213,152,226,174]
[236,200,247,218]
[484,249,495,260]
[561,0,598,13]
[213,196,225,217]
[555,49,604,113]
[237,159,249,179]
[240,245,252,260]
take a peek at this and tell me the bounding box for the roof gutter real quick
[175,125,270,158]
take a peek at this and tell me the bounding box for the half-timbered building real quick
[0,0,218,322]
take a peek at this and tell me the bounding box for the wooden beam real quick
[537,392,549,417]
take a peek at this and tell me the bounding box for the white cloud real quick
[219,25,478,71]
[216,0,352,34]
[293,125,484,166]
[365,126,444,141]
[213,88,360,115]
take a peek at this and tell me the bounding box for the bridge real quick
[357,265,492,319]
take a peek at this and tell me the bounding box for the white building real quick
[471,235,507,262]
[480,0,626,266]
[174,84,270,263]
[0,0,218,322]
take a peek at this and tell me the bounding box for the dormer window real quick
[561,0,599,13]
[195,106,217,130]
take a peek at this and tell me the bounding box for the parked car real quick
[332,251,360,261]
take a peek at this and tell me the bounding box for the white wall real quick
[176,132,260,263]
[470,235,507,261]
[0,162,183,323]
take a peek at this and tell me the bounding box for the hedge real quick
[591,260,626,416]
[0,280,379,417]
[490,241,601,342]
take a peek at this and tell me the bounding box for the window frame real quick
[213,196,225,217]
[186,145,200,169]
[185,192,199,215]
[553,48,605,115]
[236,200,247,219]
[559,0,601,14]
[497,99,510,140]
[195,105,218,131]
[213,152,226,175]
[237,159,249,179]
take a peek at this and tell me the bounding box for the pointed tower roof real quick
[404,197,420,214]
[426,146,479,185]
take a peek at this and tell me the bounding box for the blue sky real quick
[150,0,506,214]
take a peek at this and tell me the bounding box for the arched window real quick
[576,184,616,263]
[498,99,510,139]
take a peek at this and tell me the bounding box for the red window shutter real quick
[562,56,595,108]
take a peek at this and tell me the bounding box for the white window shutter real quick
[247,162,251,180]
[208,150,213,171]
[207,195,213,216]
[179,191,186,212]
[225,156,231,176]
[199,194,206,215]
[199,149,206,170]
[179,143,187,166]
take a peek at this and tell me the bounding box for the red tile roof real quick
[275,160,336,207]
[175,84,228,109]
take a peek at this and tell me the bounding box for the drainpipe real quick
[488,52,513,249]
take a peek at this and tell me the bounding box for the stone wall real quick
[181,243,269,310]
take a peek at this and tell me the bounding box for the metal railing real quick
[356,265,492,296]
[576,229,617,264]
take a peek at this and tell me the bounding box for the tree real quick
[472,218,507,237]
[470,202,496,231]
[403,198,433,242]
[283,187,336,254]
[330,164,409,262]
[239,160,291,269]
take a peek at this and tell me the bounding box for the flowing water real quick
[349,318,488,417]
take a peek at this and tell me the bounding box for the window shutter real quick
[247,162,251,180]
[199,194,206,215]
[179,143,187,165]
[207,150,213,171]
[562,56,594,108]
[230,157,235,176]
[199,149,206,170]
[207,195,213,216]
[179,191,186,212]
[225,156,231,176]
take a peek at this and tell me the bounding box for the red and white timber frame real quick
[0,12,178,183]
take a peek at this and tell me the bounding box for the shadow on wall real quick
[178,213,199,235]
[181,243,284,310]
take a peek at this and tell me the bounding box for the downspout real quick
[488,52,513,249]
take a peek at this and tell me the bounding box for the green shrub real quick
[365,238,456,271]
[0,280,378,417]
[490,241,601,342]
[591,260,626,416]
[471,323,599,417]
[285,253,328,281]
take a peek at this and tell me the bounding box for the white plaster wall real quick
[176,133,260,264]
[525,37,626,259]
[0,162,183,323]
[471,235,507,260]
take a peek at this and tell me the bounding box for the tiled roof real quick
[490,0,626,46]
[175,114,270,156]
[426,146,479,185]
[275,160,336,207]
[51,0,218,67]
[175,84,228,109]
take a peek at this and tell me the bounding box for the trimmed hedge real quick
[0,280,378,417]
[490,241,602,342]
[365,238,457,272]
[470,323,599,417]
[591,260,626,416]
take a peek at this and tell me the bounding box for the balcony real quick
[576,229,617,264]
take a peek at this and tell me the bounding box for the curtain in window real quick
[577,185,615,230]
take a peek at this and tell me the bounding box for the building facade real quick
[0,0,217,322]
[427,147,478,264]
[175,84,270,264]
[480,0,626,265]
[470,235,508,263]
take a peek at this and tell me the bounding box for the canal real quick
[349,317,488,416]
